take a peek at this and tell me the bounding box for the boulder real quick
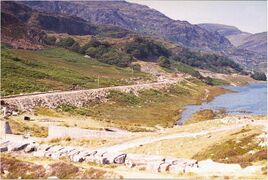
[159,162,171,172]
[93,152,107,164]
[72,155,85,162]
[146,161,162,173]
[195,160,241,174]
[33,150,46,157]
[8,143,29,151]
[68,150,80,157]
[24,144,37,153]
[51,153,62,160]
[37,144,54,151]
[168,164,186,174]
[47,146,64,152]
[85,155,95,163]
[47,176,58,179]
[0,146,8,152]
[114,153,127,164]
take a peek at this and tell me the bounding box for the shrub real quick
[173,50,242,73]
[44,36,56,45]
[108,90,140,105]
[158,56,171,68]
[130,64,141,72]
[125,37,170,60]
[100,49,133,67]
[56,37,75,47]
[85,47,98,58]
[69,42,82,53]
[81,39,110,54]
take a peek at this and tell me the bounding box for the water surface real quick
[178,83,267,124]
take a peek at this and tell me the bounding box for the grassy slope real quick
[56,79,228,131]
[193,126,267,168]
[1,47,151,96]
[8,118,48,137]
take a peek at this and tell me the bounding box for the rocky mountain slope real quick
[21,1,233,52]
[1,1,131,49]
[199,23,267,56]
[199,23,267,71]
[236,32,267,56]
[198,23,246,37]
[1,1,46,49]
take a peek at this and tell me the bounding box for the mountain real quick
[198,23,267,56]
[199,23,267,71]
[236,32,267,56]
[1,1,46,49]
[1,1,105,49]
[198,23,246,37]
[20,1,233,52]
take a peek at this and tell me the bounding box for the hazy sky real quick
[128,0,267,33]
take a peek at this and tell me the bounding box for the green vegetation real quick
[193,129,267,167]
[56,79,228,131]
[43,35,242,75]
[1,47,150,96]
[108,90,141,105]
[158,56,171,69]
[78,38,133,67]
[203,76,230,86]
[82,38,111,55]
[173,50,243,73]
[171,61,202,78]
[44,36,56,45]
[250,71,267,81]
[125,37,170,60]
[56,37,76,47]
[100,49,132,67]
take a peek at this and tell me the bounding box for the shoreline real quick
[177,82,267,125]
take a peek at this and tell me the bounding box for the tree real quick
[125,38,170,60]
[70,42,82,53]
[158,56,171,68]
[81,39,110,54]
[85,47,98,58]
[100,49,133,67]
[56,37,75,47]
[44,36,56,45]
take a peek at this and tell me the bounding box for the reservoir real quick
[178,83,267,124]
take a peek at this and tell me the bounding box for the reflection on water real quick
[178,83,267,124]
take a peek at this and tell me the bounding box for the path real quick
[99,120,267,152]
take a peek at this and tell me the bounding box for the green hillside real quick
[1,47,151,96]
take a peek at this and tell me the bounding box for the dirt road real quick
[99,120,267,152]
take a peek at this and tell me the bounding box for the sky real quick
[127,0,267,33]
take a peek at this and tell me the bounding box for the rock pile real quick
[1,140,259,176]
[0,140,199,174]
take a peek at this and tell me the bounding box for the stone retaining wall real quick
[1,81,177,111]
